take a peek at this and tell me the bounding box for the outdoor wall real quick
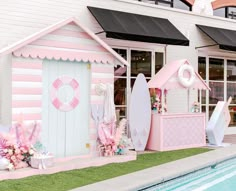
[90,63,114,155]
[0,0,236,114]
[11,56,43,125]
[8,19,117,155]
[0,0,235,51]
[0,54,12,125]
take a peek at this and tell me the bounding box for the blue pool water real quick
[142,157,236,191]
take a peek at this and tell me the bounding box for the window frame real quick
[198,55,236,126]
[138,0,192,11]
[213,6,236,19]
[113,46,165,120]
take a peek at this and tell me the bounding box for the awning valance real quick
[197,25,236,52]
[88,7,189,46]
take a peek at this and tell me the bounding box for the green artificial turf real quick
[0,148,210,191]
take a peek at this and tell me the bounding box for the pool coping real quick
[72,144,236,191]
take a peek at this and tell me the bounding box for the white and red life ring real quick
[178,65,195,88]
[51,76,79,112]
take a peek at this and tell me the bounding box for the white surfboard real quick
[206,97,231,146]
[129,73,151,151]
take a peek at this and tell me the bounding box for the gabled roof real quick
[0,17,128,66]
[148,59,210,90]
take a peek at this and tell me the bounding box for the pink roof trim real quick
[148,59,210,90]
[0,17,128,67]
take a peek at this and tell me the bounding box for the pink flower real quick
[19,147,24,151]
[14,145,18,149]
[18,155,24,160]
[20,147,27,153]
[5,141,11,147]
[11,156,16,161]
[3,149,8,153]
[15,161,28,169]
[15,149,20,154]
[29,149,34,155]
[8,149,13,155]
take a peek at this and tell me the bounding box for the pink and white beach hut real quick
[146,59,210,151]
[0,17,128,157]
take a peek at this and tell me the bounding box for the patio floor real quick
[224,134,236,144]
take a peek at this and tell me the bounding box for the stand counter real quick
[146,112,206,151]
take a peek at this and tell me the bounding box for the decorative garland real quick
[178,65,195,88]
[51,76,79,112]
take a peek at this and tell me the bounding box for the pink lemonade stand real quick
[146,59,210,151]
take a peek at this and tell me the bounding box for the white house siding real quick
[0,55,12,125]
[0,0,236,114]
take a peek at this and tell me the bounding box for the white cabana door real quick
[42,59,90,157]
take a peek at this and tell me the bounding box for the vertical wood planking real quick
[43,59,58,156]
[41,60,49,151]
[12,57,115,156]
[42,59,90,157]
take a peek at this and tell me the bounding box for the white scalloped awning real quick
[13,45,116,64]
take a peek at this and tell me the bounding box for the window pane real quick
[155,52,163,74]
[114,65,127,77]
[209,82,224,104]
[228,7,236,19]
[227,60,236,81]
[113,48,127,76]
[214,7,226,18]
[209,58,224,81]
[199,90,206,104]
[229,106,236,127]
[131,78,136,90]
[115,107,126,119]
[209,106,215,119]
[131,50,151,77]
[113,48,127,60]
[198,57,206,80]
[114,78,126,105]
[201,106,206,113]
[227,82,236,104]
[174,0,190,11]
[156,1,171,7]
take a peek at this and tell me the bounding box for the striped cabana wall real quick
[11,57,43,124]
[90,63,114,154]
[10,20,120,156]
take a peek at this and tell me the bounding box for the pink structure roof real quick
[0,17,128,66]
[148,59,210,90]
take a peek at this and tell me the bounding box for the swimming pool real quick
[141,157,236,191]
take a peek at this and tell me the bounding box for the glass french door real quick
[113,48,164,125]
[198,57,236,127]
